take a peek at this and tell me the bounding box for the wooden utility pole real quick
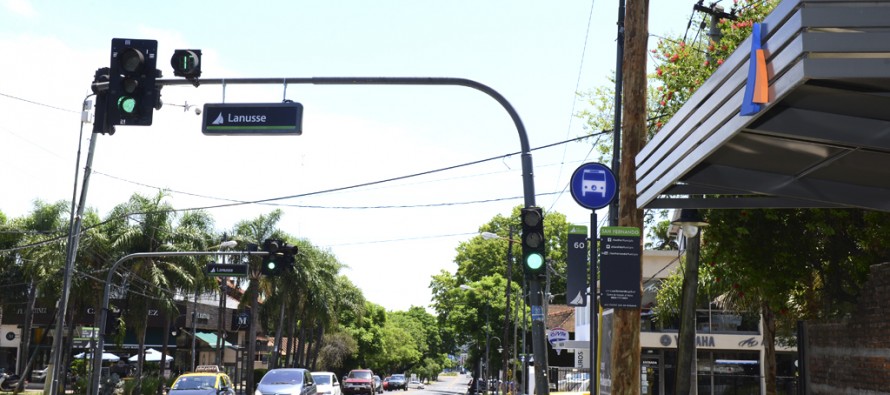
[610,0,648,394]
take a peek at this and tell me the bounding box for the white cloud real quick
[4,0,36,18]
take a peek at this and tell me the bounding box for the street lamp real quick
[480,229,516,395]
[672,209,708,395]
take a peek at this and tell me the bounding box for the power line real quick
[0,91,80,114]
[554,0,599,197]
[0,131,607,256]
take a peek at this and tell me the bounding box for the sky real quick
[0,0,695,312]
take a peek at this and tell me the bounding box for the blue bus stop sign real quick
[570,162,617,210]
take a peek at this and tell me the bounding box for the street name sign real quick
[599,226,642,308]
[206,263,248,277]
[202,102,303,135]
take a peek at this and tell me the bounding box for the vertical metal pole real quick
[191,288,199,371]
[513,289,520,395]
[610,0,626,228]
[217,272,225,367]
[589,212,598,395]
[522,280,529,395]
[52,102,96,395]
[528,279,549,395]
[485,306,491,394]
[501,228,514,395]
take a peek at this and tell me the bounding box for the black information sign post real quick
[566,225,588,307]
[600,227,642,308]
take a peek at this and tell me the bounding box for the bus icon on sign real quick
[581,169,608,197]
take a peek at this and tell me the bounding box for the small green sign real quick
[568,224,588,235]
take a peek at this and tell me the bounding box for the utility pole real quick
[610,0,648,394]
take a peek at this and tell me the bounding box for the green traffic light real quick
[526,252,544,270]
[267,262,276,270]
[118,96,137,115]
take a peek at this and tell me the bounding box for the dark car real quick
[343,369,376,395]
[387,374,407,391]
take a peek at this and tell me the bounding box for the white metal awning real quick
[637,0,890,211]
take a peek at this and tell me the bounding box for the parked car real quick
[373,375,384,394]
[408,379,424,390]
[168,365,235,395]
[256,368,317,395]
[311,371,342,395]
[387,374,407,391]
[382,377,391,391]
[343,369,375,395]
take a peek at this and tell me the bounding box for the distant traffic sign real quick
[570,162,617,210]
[202,102,303,135]
[206,263,248,277]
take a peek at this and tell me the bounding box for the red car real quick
[343,369,376,395]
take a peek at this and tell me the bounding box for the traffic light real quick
[261,239,282,276]
[261,239,298,276]
[107,38,160,128]
[171,49,202,80]
[520,207,546,277]
[91,67,114,135]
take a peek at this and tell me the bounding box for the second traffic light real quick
[261,239,297,277]
[171,49,202,79]
[521,207,546,278]
[106,38,160,129]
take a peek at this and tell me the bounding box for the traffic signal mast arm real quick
[88,43,547,393]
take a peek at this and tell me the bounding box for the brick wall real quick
[804,262,890,394]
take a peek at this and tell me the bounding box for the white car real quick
[312,371,343,395]
[408,380,425,390]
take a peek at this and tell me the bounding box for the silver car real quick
[256,368,317,395]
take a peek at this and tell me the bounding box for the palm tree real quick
[232,209,284,391]
[108,192,213,395]
[14,200,69,379]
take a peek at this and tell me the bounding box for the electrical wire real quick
[553,0,599,200]
[0,91,80,114]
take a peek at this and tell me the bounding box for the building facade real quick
[559,250,796,395]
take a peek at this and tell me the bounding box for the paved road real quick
[409,374,471,395]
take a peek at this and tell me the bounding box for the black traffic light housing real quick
[171,49,202,80]
[520,207,546,278]
[92,67,114,135]
[107,38,160,128]
[261,239,297,276]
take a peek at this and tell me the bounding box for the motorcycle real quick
[0,372,23,391]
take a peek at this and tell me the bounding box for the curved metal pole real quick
[133,76,537,208]
[89,251,264,395]
[91,75,542,394]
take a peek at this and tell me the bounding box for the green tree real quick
[14,200,70,376]
[109,192,213,394]
[432,206,570,380]
[232,209,285,391]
